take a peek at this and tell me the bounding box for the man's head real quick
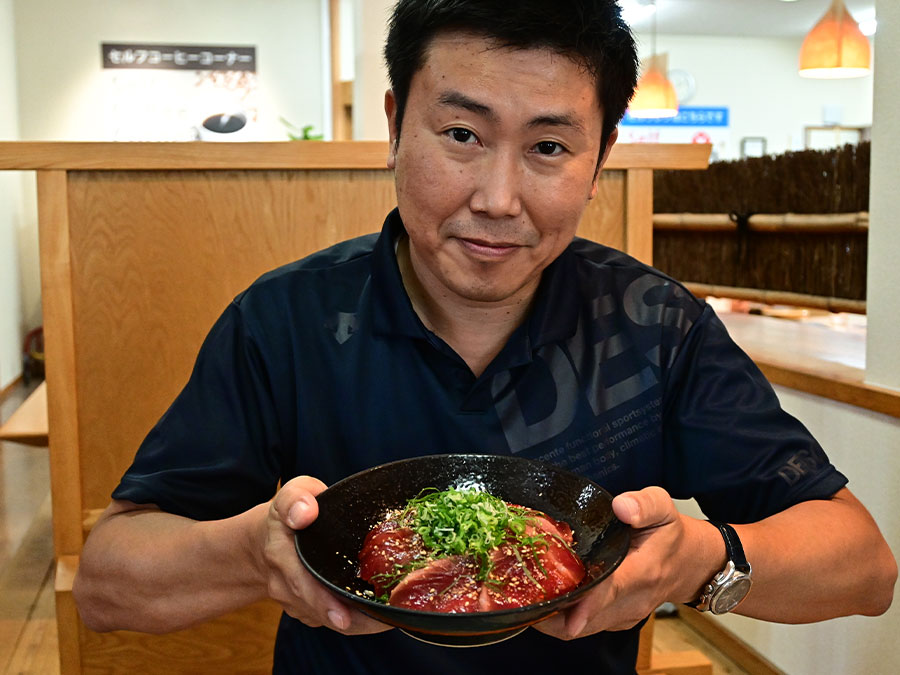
[381,2,639,322]
[384,0,639,157]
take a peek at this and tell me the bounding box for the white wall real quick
[13,0,326,142]
[351,0,392,140]
[866,0,900,389]
[2,0,329,389]
[698,387,900,675]
[0,0,25,389]
[644,33,874,160]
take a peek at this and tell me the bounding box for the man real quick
[74,1,896,673]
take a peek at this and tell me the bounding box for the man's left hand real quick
[534,485,714,640]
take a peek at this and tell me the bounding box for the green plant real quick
[280,117,324,141]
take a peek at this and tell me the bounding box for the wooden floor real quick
[0,379,752,675]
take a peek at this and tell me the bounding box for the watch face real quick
[711,577,752,615]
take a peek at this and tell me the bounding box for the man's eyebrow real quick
[437,90,586,134]
[526,112,586,134]
[437,91,496,121]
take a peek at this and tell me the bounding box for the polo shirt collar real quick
[370,208,580,350]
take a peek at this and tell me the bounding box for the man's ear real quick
[385,89,398,170]
[589,127,619,200]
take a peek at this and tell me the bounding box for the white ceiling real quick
[627,0,877,38]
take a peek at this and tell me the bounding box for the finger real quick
[612,486,677,529]
[564,572,624,637]
[281,474,329,497]
[272,476,329,529]
[344,608,395,635]
[531,612,568,640]
[299,578,391,635]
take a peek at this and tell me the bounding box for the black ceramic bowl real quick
[294,454,630,647]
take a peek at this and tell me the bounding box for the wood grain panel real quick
[65,169,397,510]
[579,170,626,250]
[77,601,282,675]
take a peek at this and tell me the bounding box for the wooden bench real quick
[0,381,49,447]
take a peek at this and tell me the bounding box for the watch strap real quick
[686,520,751,609]
[710,521,751,574]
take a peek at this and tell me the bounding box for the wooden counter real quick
[719,312,900,419]
[0,140,710,675]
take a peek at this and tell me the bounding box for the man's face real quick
[386,32,615,308]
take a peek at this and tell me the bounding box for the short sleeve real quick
[112,302,285,520]
[661,306,847,523]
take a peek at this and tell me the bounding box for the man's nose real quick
[469,149,523,219]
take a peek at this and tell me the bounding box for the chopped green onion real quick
[397,487,549,579]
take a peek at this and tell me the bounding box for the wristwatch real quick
[688,521,752,615]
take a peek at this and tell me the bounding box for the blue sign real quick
[621,106,729,127]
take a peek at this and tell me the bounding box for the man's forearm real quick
[734,488,896,622]
[74,501,269,633]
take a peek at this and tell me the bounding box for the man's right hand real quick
[75,477,393,635]
[257,475,392,635]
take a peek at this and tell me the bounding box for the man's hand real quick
[257,475,392,635]
[534,486,720,640]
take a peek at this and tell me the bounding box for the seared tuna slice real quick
[358,520,426,595]
[389,555,482,612]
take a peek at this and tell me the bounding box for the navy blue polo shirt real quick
[114,208,846,674]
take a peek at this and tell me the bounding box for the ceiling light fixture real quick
[799,0,871,79]
[628,1,678,119]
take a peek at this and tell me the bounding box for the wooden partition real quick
[0,141,710,674]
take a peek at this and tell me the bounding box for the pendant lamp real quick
[629,2,678,119]
[629,54,679,118]
[799,0,871,78]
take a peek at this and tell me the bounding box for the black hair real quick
[384,0,639,155]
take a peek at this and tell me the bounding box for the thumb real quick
[612,486,676,529]
[273,475,328,530]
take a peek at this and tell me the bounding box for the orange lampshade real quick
[629,66,678,119]
[799,0,871,78]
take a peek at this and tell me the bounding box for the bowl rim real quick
[294,453,630,622]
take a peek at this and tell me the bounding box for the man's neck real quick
[396,236,535,377]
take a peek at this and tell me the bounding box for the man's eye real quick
[534,141,564,156]
[448,128,477,144]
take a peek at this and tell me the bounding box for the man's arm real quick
[536,486,897,639]
[73,476,390,635]
[734,487,896,621]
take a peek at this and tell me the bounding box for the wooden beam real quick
[685,283,866,315]
[55,556,82,675]
[654,212,869,233]
[36,171,84,557]
[0,141,711,172]
[625,168,654,264]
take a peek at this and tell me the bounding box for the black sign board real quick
[101,43,256,71]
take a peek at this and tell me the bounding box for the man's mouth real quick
[456,237,521,258]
